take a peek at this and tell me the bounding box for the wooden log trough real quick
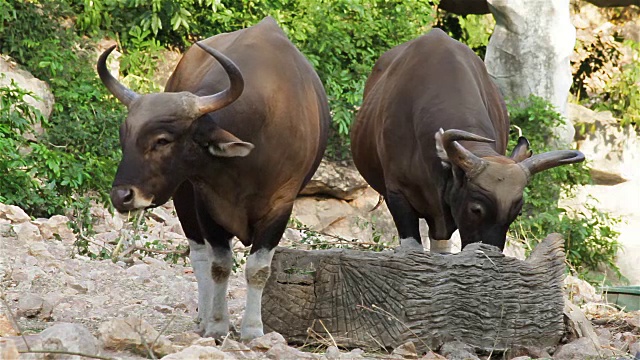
[262,233,566,353]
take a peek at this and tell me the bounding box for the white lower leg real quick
[240,248,275,341]
[189,239,232,338]
[430,239,452,253]
[400,237,424,250]
[188,239,214,334]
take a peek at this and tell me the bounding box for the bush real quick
[591,40,640,127]
[0,0,124,219]
[507,96,621,280]
[69,0,437,159]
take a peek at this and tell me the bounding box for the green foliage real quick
[507,96,621,278]
[435,11,494,59]
[592,40,640,127]
[69,0,437,159]
[0,0,123,221]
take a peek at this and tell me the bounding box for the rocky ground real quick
[0,199,639,360]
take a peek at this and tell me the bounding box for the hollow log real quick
[262,234,566,353]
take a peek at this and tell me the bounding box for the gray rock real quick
[552,337,600,359]
[569,103,640,184]
[98,316,175,357]
[40,323,100,359]
[439,341,479,360]
[299,160,368,201]
[485,0,576,148]
[160,344,230,359]
[34,215,75,243]
[563,299,600,346]
[265,343,319,359]
[221,337,256,359]
[420,352,447,359]
[17,293,44,318]
[0,338,20,360]
[14,222,42,242]
[392,341,418,359]
[0,203,31,223]
[325,345,341,360]
[248,331,287,351]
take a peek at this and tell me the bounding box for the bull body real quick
[351,28,583,251]
[98,17,329,340]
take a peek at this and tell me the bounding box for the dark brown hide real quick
[351,28,583,250]
[105,17,329,248]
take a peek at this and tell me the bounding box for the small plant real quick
[592,40,640,127]
[507,96,621,279]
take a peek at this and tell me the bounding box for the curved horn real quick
[441,129,495,174]
[97,45,140,107]
[519,150,585,180]
[195,42,245,115]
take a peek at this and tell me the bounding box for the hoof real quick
[240,327,264,342]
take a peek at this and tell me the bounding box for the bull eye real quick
[469,203,484,217]
[153,137,172,150]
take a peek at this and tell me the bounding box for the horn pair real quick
[440,129,584,179]
[96,43,244,115]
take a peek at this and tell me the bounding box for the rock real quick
[28,242,54,259]
[17,292,44,318]
[569,103,640,184]
[439,341,480,360]
[510,357,532,360]
[0,314,18,336]
[564,299,601,346]
[325,345,342,359]
[485,0,576,148]
[265,343,318,359]
[220,337,255,359]
[98,316,175,357]
[552,337,601,359]
[299,160,368,200]
[0,56,54,140]
[506,345,552,359]
[564,274,602,305]
[0,203,31,223]
[0,338,20,360]
[248,331,287,351]
[420,352,447,360]
[40,323,100,359]
[626,314,640,329]
[392,341,418,359]
[13,222,42,242]
[160,345,230,359]
[34,215,75,242]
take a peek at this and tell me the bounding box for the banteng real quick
[98,17,329,340]
[350,28,584,252]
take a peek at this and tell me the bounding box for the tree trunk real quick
[262,234,566,353]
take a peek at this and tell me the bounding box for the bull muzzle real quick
[110,185,153,213]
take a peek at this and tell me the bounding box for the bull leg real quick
[386,191,423,251]
[240,206,291,341]
[188,239,214,335]
[203,240,232,338]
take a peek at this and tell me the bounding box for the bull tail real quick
[369,194,384,212]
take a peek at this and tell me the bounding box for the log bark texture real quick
[262,234,566,353]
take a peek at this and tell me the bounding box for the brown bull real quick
[97,17,329,340]
[351,28,583,252]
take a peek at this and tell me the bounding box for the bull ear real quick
[510,136,533,162]
[434,128,451,170]
[207,128,254,157]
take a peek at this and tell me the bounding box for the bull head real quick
[435,128,584,250]
[97,43,252,213]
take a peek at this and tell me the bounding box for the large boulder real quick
[299,160,368,201]
[0,55,55,139]
[569,103,640,184]
[485,0,576,148]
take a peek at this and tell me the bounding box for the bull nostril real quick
[117,188,134,204]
